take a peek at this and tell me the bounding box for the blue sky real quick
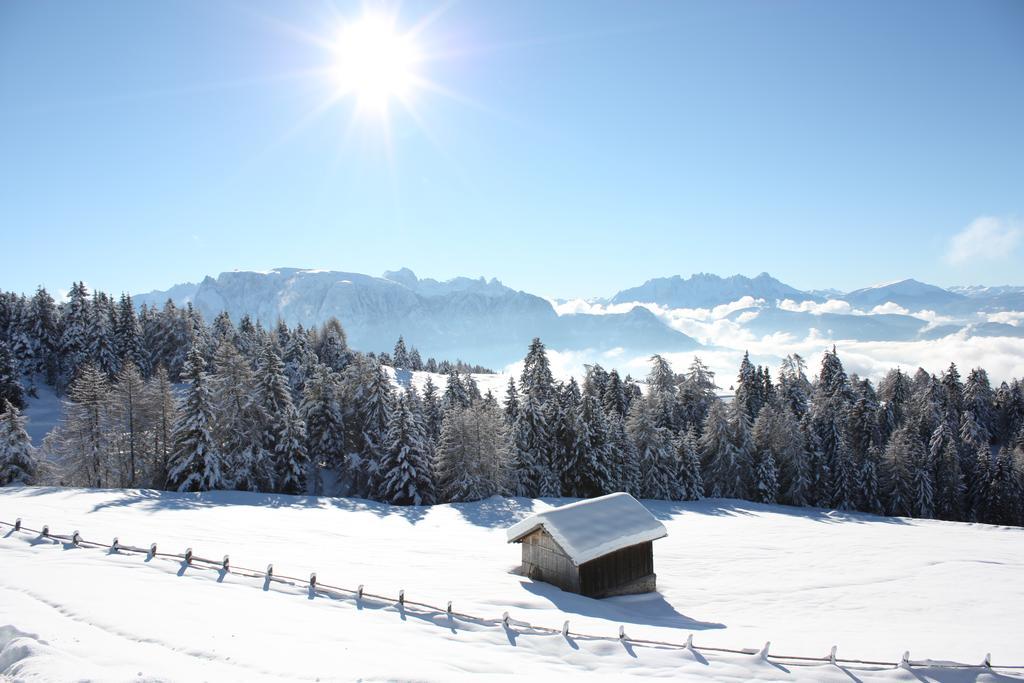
[1,0,1022,299]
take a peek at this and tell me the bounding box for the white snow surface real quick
[506,492,668,564]
[1,487,1023,682]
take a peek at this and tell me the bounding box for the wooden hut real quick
[506,493,668,599]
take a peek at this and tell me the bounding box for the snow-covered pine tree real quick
[47,363,110,487]
[859,444,884,515]
[883,425,914,517]
[166,346,225,492]
[929,421,962,520]
[561,393,614,498]
[602,369,629,419]
[392,337,410,370]
[377,394,434,505]
[966,443,993,522]
[115,293,149,376]
[627,395,677,499]
[420,377,443,441]
[0,399,37,485]
[89,291,119,377]
[699,400,741,499]
[982,447,1022,525]
[520,338,556,403]
[0,342,25,410]
[435,402,510,502]
[350,357,393,497]
[257,344,308,495]
[777,354,811,420]
[674,429,704,500]
[735,351,765,420]
[301,364,346,495]
[751,407,782,504]
[963,368,995,444]
[208,341,267,491]
[607,412,639,495]
[553,378,583,493]
[509,389,556,497]
[503,377,520,426]
[442,370,470,411]
[28,287,60,385]
[801,414,830,508]
[211,311,236,347]
[58,282,91,389]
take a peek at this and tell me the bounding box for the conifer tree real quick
[627,396,677,499]
[421,377,443,441]
[167,346,225,492]
[300,364,346,495]
[0,399,37,485]
[435,403,510,502]
[503,377,520,425]
[510,389,555,497]
[562,393,614,498]
[257,344,307,495]
[607,412,639,495]
[699,401,743,498]
[377,394,434,505]
[675,429,704,500]
[0,342,24,410]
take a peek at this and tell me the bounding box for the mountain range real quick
[135,269,1024,367]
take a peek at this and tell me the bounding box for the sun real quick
[332,14,420,112]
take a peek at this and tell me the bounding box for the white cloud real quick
[779,299,853,315]
[946,215,1022,266]
[987,311,1024,327]
[869,302,910,316]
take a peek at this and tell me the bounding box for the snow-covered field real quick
[1,487,1022,681]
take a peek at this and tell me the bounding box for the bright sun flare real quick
[333,14,419,111]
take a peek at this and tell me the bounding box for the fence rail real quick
[2,518,1021,674]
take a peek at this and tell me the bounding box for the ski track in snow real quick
[1,487,1022,681]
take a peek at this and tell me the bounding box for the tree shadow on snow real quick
[641,498,910,527]
[450,496,539,529]
[519,581,725,631]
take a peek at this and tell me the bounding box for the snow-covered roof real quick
[506,493,668,565]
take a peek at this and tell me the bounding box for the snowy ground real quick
[1,488,1022,681]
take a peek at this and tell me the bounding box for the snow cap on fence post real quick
[41,524,49,537]
[899,651,911,669]
[14,518,21,532]
[446,601,452,615]
[685,634,694,652]
[149,542,157,557]
[758,642,771,660]
[619,625,626,640]
[829,645,837,665]
[502,611,510,627]
[266,563,273,577]
[111,537,119,552]
[222,555,230,571]
[72,530,81,546]
[184,547,193,564]
[983,653,992,669]
[357,584,364,600]
[309,572,317,589]
[562,620,570,638]
[398,589,405,606]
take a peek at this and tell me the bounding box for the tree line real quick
[0,284,1022,526]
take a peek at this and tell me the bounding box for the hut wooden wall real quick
[578,541,653,598]
[519,529,580,594]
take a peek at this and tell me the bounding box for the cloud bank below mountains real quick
[544,295,1024,385]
